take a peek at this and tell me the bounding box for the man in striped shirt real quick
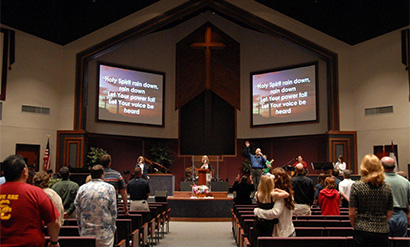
[100,154,129,215]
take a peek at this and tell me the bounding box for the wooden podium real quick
[197,169,210,185]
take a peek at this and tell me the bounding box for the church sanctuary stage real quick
[168,191,233,221]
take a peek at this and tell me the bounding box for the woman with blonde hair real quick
[254,168,296,237]
[349,154,393,247]
[253,174,289,237]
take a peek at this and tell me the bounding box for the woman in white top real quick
[200,155,212,181]
[254,168,296,237]
[334,155,347,175]
[33,171,65,226]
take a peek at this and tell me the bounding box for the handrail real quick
[144,157,171,173]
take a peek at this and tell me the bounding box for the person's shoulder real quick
[44,187,60,197]
[101,180,116,190]
[68,180,79,186]
[352,180,365,188]
[105,168,121,176]
[382,182,392,190]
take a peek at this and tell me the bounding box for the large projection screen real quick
[97,63,165,126]
[251,63,318,126]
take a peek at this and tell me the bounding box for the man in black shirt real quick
[127,167,150,210]
[291,163,315,215]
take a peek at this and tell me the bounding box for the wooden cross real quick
[111,97,121,114]
[190,26,226,89]
[102,96,109,109]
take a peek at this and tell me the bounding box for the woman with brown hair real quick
[33,171,65,226]
[254,168,296,237]
[253,174,289,237]
[318,177,340,215]
[349,154,393,247]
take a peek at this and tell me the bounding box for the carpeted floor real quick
[157,221,236,247]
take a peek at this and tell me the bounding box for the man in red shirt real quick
[0,155,61,247]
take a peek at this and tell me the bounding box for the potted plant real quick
[149,142,173,173]
[86,147,108,169]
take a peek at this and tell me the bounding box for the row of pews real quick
[44,201,171,247]
[232,203,410,247]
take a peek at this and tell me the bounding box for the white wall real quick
[348,30,410,171]
[1,0,409,174]
[0,27,63,169]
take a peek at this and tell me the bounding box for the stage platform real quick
[168,191,233,221]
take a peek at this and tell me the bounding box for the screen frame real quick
[250,62,319,127]
[96,62,166,127]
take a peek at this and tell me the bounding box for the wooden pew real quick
[390,237,410,247]
[45,226,79,236]
[115,219,132,247]
[325,227,354,236]
[45,236,96,247]
[129,210,152,224]
[130,229,140,247]
[118,214,143,232]
[257,236,348,247]
[294,227,325,236]
[115,239,126,247]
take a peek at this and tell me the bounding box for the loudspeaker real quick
[401,29,409,70]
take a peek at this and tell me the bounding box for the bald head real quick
[381,156,395,170]
[295,163,304,174]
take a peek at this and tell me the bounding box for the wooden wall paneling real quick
[327,131,357,173]
[57,130,87,169]
[329,139,349,168]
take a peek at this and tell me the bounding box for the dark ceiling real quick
[1,0,409,46]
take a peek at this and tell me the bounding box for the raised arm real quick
[245,141,251,157]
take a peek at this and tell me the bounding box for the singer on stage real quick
[292,156,308,170]
[200,155,212,182]
[245,141,267,193]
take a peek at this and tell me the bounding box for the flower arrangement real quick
[192,185,209,197]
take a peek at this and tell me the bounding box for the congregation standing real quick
[1,150,410,247]
[0,153,151,247]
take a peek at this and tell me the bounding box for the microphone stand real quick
[282,159,296,171]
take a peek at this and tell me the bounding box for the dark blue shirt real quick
[127,177,150,200]
[247,148,267,169]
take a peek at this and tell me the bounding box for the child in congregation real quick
[318,177,340,215]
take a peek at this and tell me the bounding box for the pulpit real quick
[197,169,210,185]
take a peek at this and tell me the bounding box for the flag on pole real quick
[43,137,51,171]
[389,139,398,172]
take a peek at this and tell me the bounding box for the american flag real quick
[43,138,51,171]
[389,140,398,171]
